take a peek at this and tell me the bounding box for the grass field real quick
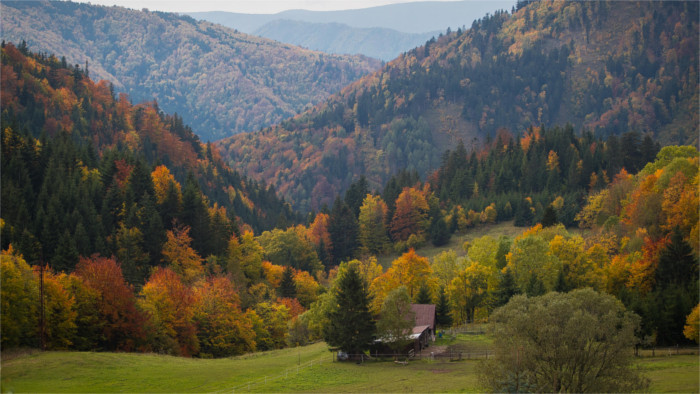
[639,355,700,393]
[2,337,697,392]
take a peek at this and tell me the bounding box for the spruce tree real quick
[435,286,452,327]
[279,266,297,299]
[415,284,432,304]
[324,265,375,356]
[329,197,358,264]
[494,268,519,307]
[541,205,558,227]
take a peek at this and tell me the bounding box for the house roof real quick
[412,325,431,335]
[411,304,436,331]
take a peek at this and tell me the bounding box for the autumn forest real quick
[0,0,698,388]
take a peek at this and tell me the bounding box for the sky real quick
[70,0,467,14]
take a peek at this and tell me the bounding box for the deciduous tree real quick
[376,286,415,355]
[162,225,204,285]
[480,289,648,393]
[358,194,390,255]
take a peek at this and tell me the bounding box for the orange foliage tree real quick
[390,187,429,242]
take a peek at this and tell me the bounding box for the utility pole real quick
[39,262,46,351]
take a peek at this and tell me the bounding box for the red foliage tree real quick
[74,255,146,351]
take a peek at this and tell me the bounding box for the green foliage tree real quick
[257,227,322,273]
[448,263,490,324]
[376,286,415,355]
[0,249,39,348]
[357,194,390,255]
[250,302,289,350]
[324,265,375,356]
[480,289,648,393]
[431,250,467,289]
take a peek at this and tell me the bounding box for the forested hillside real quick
[254,20,438,61]
[218,1,698,212]
[1,42,297,279]
[0,1,381,141]
[2,42,697,362]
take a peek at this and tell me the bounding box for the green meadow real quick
[2,340,697,393]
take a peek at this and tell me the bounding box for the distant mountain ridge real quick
[187,1,516,34]
[0,1,381,141]
[253,20,439,61]
[217,1,699,212]
[188,1,515,61]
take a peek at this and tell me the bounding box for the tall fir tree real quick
[324,265,375,356]
[415,283,432,304]
[329,197,358,264]
[279,266,297,299]
[435,286,452,327]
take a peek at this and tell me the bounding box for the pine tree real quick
[329,197,358,264]
[279,266,297,299]
[435,286,452,327]
[324,265,375,356]
[181,173,212,256]
[344,176,369,218]
[541,205,558,227]
[655,227,698,289]
[415,283,432,304]
[53,229,79,272]
[494,268,519,307]
[430,216,451,246]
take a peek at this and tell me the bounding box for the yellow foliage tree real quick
[162,226,204,285]
[683,304,699,343]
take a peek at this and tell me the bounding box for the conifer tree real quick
[494,268,519,307]
[279,266,297,299]
[324,265,375,356]
[415,283,432,304]
[435,286,452,327]
[329,197,358,264]
[541,205,558,227]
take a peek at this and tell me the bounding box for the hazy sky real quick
[70,0,469,14]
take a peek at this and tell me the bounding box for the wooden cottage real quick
[371,304,436,356]
[409,304,436,353]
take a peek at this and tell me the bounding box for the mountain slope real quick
[0,1,381,141]
[217,1,698,212]
[253,20,439,61]
[0,40,296,272]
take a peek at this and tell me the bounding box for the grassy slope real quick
[377,220,529,268]
[3,338,697,393]
[638,355,700,393]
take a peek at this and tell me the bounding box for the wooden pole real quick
[39,262,46,351]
